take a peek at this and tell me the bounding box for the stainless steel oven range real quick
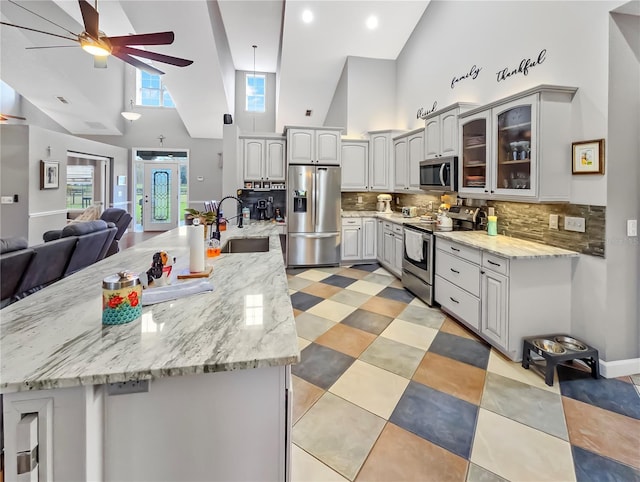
[402,206,483,306]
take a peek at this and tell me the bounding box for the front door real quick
[143,162,179,231]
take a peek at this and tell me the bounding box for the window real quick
[137,70,175,107]
[246,73,265,113]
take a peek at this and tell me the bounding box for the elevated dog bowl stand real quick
[521,334,600,386]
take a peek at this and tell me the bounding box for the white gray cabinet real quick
[393,128,423,191]
[458,85,578,202]
[369,130,404,192]
[424,103,476,160]
[380,219,403,277]
[434,236,573,361]
[341,140,369,191]
[242,136,286,182]
[341,217,376,262]
[286,127,342,165]
[376,219,384,263]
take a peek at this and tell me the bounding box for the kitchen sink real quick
[220,237,270,253]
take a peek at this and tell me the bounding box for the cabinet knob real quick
[481,270,485,274]
[484,190,489,193]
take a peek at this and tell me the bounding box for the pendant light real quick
[252,44,257,132]
[121,100,141,122]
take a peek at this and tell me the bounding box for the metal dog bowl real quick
[554,336,588,352]
[532,338,566,354]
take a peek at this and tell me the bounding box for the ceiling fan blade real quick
[0,113,27,121]
[111,50,165,75]
[26,45,79,50]
[0,21,78,42]
[108,31,175,47]
[94,56,107,69]
[78,0,99,39]
[114,46,193,67]
[7,0,79,38]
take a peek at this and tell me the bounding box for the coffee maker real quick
[255,198,274,220]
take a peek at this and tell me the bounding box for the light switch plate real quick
[1,196,14,204]
[549,214,558,230]
[564,216,586,232]
[628,219,637,237]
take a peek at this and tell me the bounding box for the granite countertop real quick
[0,222,299,393]
[341,211,424,224]
[435,231,580,259]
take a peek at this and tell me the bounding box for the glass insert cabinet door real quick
[460,112,490,194]
[493,94,538,196]
[143,162,179,231]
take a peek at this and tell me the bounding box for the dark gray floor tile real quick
[321,274,357,288]
[428,331,490,370]
[572,445,640,482]
[376,286,416,303]
[350,263,381,272]
[341,308,394,335]
[290,291,324,311]
[291,343,355,390]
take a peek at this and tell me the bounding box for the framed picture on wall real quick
[572,139,605,175]
[40,160,59,189]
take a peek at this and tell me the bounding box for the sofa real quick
[1,220,117,307]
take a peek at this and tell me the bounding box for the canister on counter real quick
[487,215,498,236]
[102,271,142,325]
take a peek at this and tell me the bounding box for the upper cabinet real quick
[393,128,424,191]
[424,103,477,160]
[285,127,342,165]
[340,130,404,192]
[341,140,369,191]
[241,135,286,182]
[458,85,577,202]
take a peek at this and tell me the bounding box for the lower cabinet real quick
[380,220,403,278]
[376,219,384,263]
[341,217,377,262]
[435,237,572,361]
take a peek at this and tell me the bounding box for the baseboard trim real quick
[599,357,640,378]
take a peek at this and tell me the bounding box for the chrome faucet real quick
[212,196,243,240]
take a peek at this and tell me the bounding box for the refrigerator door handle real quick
[289,233,338,239]
[313,170,319,231]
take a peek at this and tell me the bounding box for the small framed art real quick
[572,139,605,175]
[40,160,59,189]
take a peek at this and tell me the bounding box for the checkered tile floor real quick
[287,263,640,482]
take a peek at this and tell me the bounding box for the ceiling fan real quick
[0,114,27,122]
[0,0,193,75]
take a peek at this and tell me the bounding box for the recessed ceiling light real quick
[302,9,314,23]
[366,15,378,30]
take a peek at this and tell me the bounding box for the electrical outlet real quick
[564,216,586,233]
[428,201,434,211]
[628,219,637,237]
[1,196,13,204]
[549,214,558,230]
[396,197,400,204]
[357,195,363,204]
[107,379,150,395]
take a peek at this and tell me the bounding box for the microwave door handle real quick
[439,163,446,186]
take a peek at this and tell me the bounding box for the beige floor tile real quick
[356,423,468,482]
[292,375,325,424]
[329,290,372,308]
[346,280,385,296]
[289,289,296,295]
[293,308,303,317]
[329,360,410,419]
[297,269,332,282]
[389,278,404,289]
[362,272,394,286]
[339,267,371,280]
[291,444,349,482]
[298,337,311,351]
[380,320,438,351]
[293,392,385,480]
[409,297,428,308]
[288,276,315,291]
[307,299,357,322]
[315,324,377,358]
[439,317,482,342]
[314,266,346,275]
[471,408,576,482]
[487,349,560,393]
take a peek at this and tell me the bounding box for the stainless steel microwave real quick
[419,157,457,192]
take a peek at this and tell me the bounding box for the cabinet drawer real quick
[383,221,393,231]
[435,275,480,330]
[482,252,509,275]
[393,224,404,235]
[436,251,481,297]
[436,238,481,264]
[342,218,362,227]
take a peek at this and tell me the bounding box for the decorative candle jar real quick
[102,271,142,325]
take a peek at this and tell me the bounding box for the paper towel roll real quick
[188,225,205,273]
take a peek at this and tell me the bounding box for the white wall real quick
[325,61,349,133]
[0,125,30,239]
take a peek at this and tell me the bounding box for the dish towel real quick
[404,230,424,262]
[142,279,214,306]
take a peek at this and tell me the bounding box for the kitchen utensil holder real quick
[521,334,599,386]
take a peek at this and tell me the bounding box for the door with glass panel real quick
[143,162,179,231]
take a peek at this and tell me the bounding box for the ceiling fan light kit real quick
[2,0,193,75]
[121,100,141,122]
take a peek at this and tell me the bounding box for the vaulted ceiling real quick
[0,0,429,139]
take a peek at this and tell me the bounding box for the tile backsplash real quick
[340,192,606,257]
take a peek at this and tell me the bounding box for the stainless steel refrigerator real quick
[287,165,341,266]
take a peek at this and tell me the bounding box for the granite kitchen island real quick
[1,223,299,481]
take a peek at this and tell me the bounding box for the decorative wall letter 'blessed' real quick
[496,49,547,82]
[451,64,482,89]
[417,101,438,120]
